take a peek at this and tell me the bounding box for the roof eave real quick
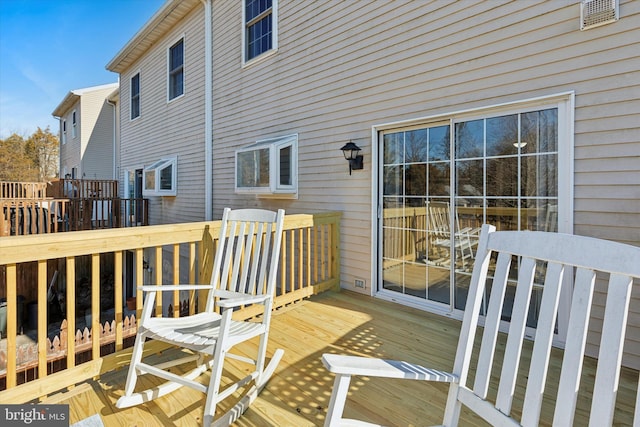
[106,0,201,74]
[52,91,80,118]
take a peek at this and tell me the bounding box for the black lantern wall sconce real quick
[340,141,364,175]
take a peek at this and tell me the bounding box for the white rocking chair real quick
[323,224,640,426]
[117,208,285,426]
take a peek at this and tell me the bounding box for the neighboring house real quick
[52,83,119,180]
[106,1,640,367]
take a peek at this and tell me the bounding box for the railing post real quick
[331,216,341,291]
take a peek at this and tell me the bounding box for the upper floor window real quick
[72,110,77,138]
[131,73,140,119]
[62,120,66,144]
[168,38,184,100]
[244,0,277,62]
[235,133,297,197]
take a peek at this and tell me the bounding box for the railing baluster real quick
[114,251,123,351]
[91,253,100,359]
[173,244,180,317]
[37,261,47,380]
[6,264,17,389]
[66,256,76,371]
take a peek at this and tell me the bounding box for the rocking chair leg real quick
[203,348,227,426]
[122,332,147,397]
[324,373,352,427]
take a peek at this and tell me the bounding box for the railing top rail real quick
[0,212,341,264]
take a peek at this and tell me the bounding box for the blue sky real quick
[0,0,165,139]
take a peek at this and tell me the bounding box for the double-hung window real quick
[168,38,184,100]
[72,110,77,139]
[235,134,297,197]
[131,73,140,119]
[244,0,277,62]
[62,120,66,144]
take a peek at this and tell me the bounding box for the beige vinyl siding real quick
[206,0,640,367]
[80,87,116,179]
[118,4,206,226]
[112,0,638,366]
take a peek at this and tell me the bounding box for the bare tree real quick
[24,127,59,181]
[0,127,59,182]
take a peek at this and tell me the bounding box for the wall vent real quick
[581,0,619,30]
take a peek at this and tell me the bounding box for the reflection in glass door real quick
[379,107,559,326]
[381,123,453,307]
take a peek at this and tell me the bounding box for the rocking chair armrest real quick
[138,284,213,292]
[322,354,458,383]
[217,293,270,308]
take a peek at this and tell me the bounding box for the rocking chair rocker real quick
[116,208,285,426]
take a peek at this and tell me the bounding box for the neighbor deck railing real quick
[0,198,149,236]
[0,212,341,403]
[0,182,48,199]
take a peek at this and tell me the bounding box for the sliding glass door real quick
[378,99,569,335]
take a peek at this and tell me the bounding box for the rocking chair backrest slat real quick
[552,267,596,426]
[250,224,265,294]
[496,256,536,415]
[257,222,274,295]
[521,262,564,427]
[208,208,283,306]
[590,273,633,426]
[473,251,512,399]
[230,220,248,292]
[238,221,255,294]
[443,224,640,427]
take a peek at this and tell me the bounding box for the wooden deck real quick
[38,290,638,426]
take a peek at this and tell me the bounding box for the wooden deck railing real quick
[0,198,149,236]
[0,182,48,199]
[0,211,341,402]
[48,179,118,200]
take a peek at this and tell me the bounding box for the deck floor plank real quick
[36,290,637,426]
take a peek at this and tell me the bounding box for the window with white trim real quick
[235,134,297,196]
[131,73,140,119]
[72,110,77,138]
[243,0,277,62]
[62,120,66,144]
[143,157,177,196]
[168,39,184,100]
